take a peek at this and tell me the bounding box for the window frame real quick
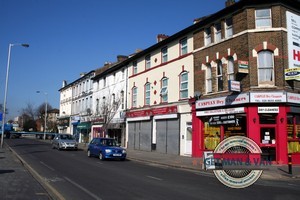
[257,50,275,86]
[160,77,168,103]
[180,71,188,99]
[215,22,222,43]
[216,60,223,92]
[132,87,137,108]
[180,37,188,56]
[161,47,168,63]
[145,55,151,70]
[225,17,233,38]
[206,64,212,94]
[205,27,212,46]
[227,57,235,81]
[144,83,151,106]
[133,61,138,75]
[255,8,272,28]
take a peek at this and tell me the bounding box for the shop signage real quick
[285,67,300,80]
[228,80,241,92]
[238,60,249,73]
[126,106,177,118]
[287,92,300,104]
[287,11,300,69]
[250,92,286,103]
[258,107,279,113]
[196,107,245,116]
[196,93,249,109]
[208,115,236,125]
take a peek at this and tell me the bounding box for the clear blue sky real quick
[0,0,226,120]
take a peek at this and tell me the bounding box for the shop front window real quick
[203,115,246,150]
[287,114,300,153]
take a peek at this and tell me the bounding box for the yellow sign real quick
[285,67,300,80]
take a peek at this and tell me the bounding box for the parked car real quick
[52,134,78,150]
[87,138,126,161]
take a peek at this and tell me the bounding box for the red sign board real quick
[126,106,178,118]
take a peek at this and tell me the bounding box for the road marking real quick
[147,176,163,181]
[40,161,55,171]
[64,176,103,200]
[96,161,103,165]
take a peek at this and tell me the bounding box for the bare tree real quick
[36,102,53,132]
[22,102,36,120]
[99,91,122,134]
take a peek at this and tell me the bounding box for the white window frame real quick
[217,61,223,92]
[215,23,222,43]
[145,55,151,70]
[132,87,137,108]
[162,47,168,63]
[180,38,188,55]
[133,61,137,75]
[206,64,212,93]
[205,27,212,46]
[227,57,235,81]
[145,83,151,105]
[180,72,188,99]
[257,50,274,86]
[255,8,272,28]
[160,78,168,103]
[225,18,233,38]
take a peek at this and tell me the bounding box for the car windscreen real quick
[101,139,117,146]
[60,135,74,140]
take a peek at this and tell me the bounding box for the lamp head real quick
[21,44,29,48]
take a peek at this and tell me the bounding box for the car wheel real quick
[99,152,105,160]
[52,144,55,149]
[58,144,61,151]
[87,150,91,157]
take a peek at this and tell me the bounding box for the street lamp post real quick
[36,91,48,140]
[1,43,29,148]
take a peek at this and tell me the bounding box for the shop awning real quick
[77,122,91,129]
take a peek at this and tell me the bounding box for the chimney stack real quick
[225,0,235,7]
[117,55,128,62]
[157,34,169,43]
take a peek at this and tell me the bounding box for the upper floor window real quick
[112,93,116,111]
[205,27,212,46]
[145,83,151,106]
[217,61,223,91]
[160,78,168,103]
[180,38,188,55]
[227,57,235,81]
[120,91,124,110]
[225,18,233,38]
[133,61,138,75]
[180,72,188,99]
[215,23,222,43]
[132,87,137,108]
[103,77,106,87]
[255,9,271,28]
[206,64,212,93]
[145,55,151,70]
[122,69,125,80]
[161,47,168,63]
[258,50,274,85]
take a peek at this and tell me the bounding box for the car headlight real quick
[105,149,112,153]
[122,149,126,154]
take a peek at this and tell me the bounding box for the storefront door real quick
[260,126,276,161]
[185,123,192,155]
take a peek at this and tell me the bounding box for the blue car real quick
[87,138,126,161]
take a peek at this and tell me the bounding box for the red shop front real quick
[191,91,300,165]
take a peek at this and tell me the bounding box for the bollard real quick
[288,153,292,175]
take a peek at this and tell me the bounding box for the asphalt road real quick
[5,138,300,200]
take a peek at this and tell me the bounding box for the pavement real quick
[1,140,300,200]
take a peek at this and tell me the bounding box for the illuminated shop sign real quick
[250,92,286,103]
[287,92,300,104]
[196,93,249,109]
[258,107,279,113]
[238,60,249,73]
[196,107,245,116]
[208,115,237,125]
[228,80,241,92]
